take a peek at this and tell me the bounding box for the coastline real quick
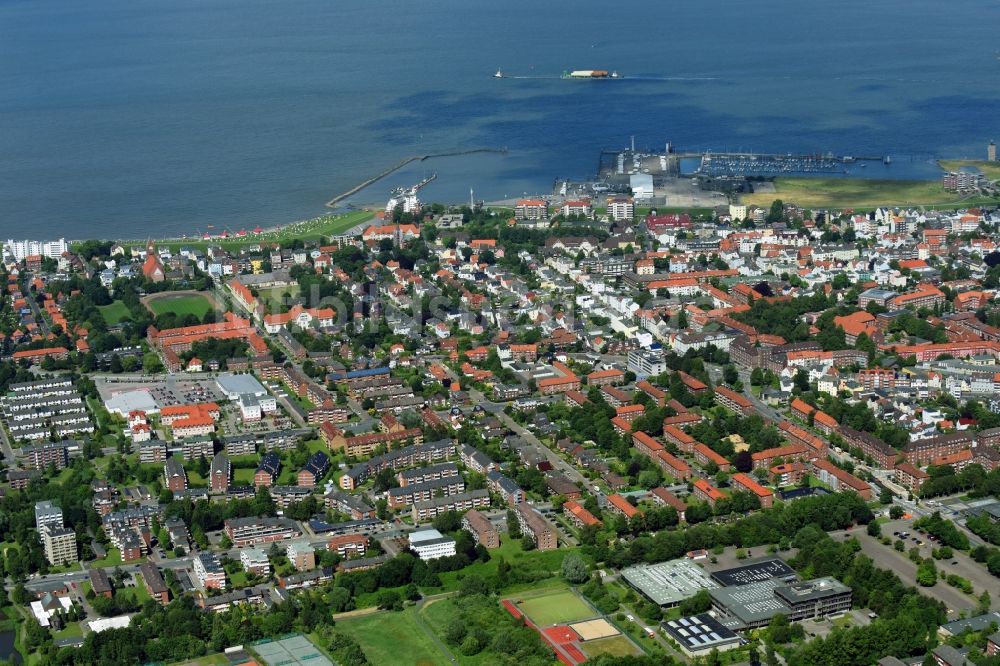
[54,156,996,248]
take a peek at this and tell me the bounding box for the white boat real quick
[494,68,504,78]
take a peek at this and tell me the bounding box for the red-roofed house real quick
[730,473,774,508]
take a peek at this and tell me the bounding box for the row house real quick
[838,426,898,469]
[340,440,455,490]
[714,386,755,417]
[811,459,873,499]
[224,517,300,547]
[752,443,809,470]
[902,432,974,466]
[649,487,687,521]
[486,471,524,506]
[692,479,725,506]
[730,473,774,508]
[894,462,929,494]
[562,500,602,530]
[694,443,730,472]
[411,489,491,522]
[387,476,466,509]
[663,424,698,454]
[462,509,500,549]
[515,504,557,551]
[655,450,692,481]
[770,461,808,486]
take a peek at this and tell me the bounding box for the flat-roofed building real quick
[42,526,77,566]
[193,552,226,590]
[224,517,299,547]
[409,528,457,560]
[327,534,367,559]
[621,559,719,607]
[35,501,63,532]
[662,613,741,659]
[285,540,315,571]
[240,547,271,576]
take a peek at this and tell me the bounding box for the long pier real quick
[325,147,507,208]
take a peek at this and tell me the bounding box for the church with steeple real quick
[142,240,165,283]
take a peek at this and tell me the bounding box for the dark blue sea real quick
[1,0,998,239]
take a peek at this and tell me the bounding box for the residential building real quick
[515,504,557,551]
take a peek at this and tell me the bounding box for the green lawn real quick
[582,635,641,659]
[229,571,248,589]
[90,547,122,568]
[150,210,374,254]
[435,540,574,593]
[740,176,998,210]
[130,581,151,604]
[337,608,449,666]
[510,589,596,626]
[234,468,256,485]
[146,293,213,318]
[99,300,132,325]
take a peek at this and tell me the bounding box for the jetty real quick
[325,148,507,208]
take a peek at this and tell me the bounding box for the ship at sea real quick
[562,69,620,79]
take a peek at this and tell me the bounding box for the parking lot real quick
[95,374,225,409]
[850,518,994,614]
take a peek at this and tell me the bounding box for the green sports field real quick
[146,293,214,318]
[511,589,596,626]
[336,609,448,666]
[582,635,642,658]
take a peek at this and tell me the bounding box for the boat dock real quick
[325,148,507,208]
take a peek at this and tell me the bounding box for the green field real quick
[146,293,213,318]
[150,210,375,254]
[99,300,132,325]
[939,159,1000,181]
[90,547,122,568]
[510,589,596,627]
[234,468,256,485]
[435,540,573,593]
[740,176,997,210]
[581,635,641,658]
[336,608,449,666]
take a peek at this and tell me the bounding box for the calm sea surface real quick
[1,0,998,239]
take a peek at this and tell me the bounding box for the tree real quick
[916,559,937,586]
[561,553,589,584]
[506,509,522,538]
[977,590,992,615]
[376,589,403,611]
[520,535,536,551]
[889,504,904,520]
